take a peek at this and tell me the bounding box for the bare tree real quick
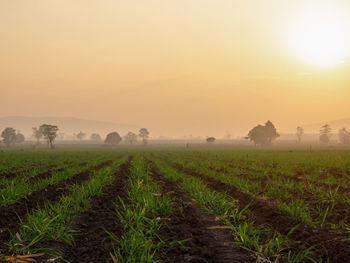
[40,124,59,149]
[139,128,149,145]
[32,127,43,145]
[124,132,138,144]
[296,126,304,143]
[76,131,86,140]
[339,128,350,144]
[320,124,331,144]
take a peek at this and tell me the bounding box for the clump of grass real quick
[279,199,313,225]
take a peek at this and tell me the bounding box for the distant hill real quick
[0,116,139,139]
[304,118,350,133]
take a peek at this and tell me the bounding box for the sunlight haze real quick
[1,0,350,137]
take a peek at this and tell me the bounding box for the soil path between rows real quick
[49,156,132,263]
[24,161,88,184]
[167,160,350,262]
[148,161,256,263]
[0,160,113,253]
[208,163,350,227]
[0,163,59,180]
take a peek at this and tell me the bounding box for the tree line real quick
[1,124,150,149]
[246,121,350,145]
[2,121,350,147]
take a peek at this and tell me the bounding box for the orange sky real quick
[1,0,350,137]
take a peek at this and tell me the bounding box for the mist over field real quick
[1,0,350,140]
[1,2,350,262]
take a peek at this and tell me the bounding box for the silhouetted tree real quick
[1,127,16,147]
[139,128,149,145]
[124,132,138,144]
[247,120,279,145]
[90,133,102,141]
[32,127,43,145]
[206,137,216,143]
[76,131,86,140]
[265,120,280,144]
[105,132,122,145]
[14,132,25,144]
[296,126,304,143]
[320,124,331,144]
[40,124,59,149]
[338,128,350,144]
[247,125,266,145]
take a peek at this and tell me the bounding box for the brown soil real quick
[208,162,350,227]
[44,157,132,263]
[148,162,256,263]
[0,163,54,180]
[0,160,113,253]
[170,162,350,262]
[24,162,89,183]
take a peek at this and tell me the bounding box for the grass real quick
[159,149,350,231]
[108,156,173,263]
[0,147,347,262]
[7,157,125,255]
[149,156,316,262]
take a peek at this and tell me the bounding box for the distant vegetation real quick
[105,132,122,145]
[247,120,279,145]
[296,126,304,143]
[1,127,24,147]
[206,137,216,143]
[39,124,59,149]
[76,131,86,140]
[339,127,350,144]
[3,120,350,147]
[90,133,102,141]
[319,124,331,144]
[124,131,138,144]
[139,128,149,145]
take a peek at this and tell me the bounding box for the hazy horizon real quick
[1,0,350,137]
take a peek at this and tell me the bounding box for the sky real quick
[1,0,350,137]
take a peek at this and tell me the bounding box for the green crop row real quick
[108,155,173,263]
[159,151,350,231]
[5,157,126,256]
[0,156,112,205]
[149,155,318,263]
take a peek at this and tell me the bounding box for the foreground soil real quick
[149,162,255,263]
[170,162,350,262]
[0,160,113,253]
[45,157,132,263]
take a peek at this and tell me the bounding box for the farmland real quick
[0,146,350,262]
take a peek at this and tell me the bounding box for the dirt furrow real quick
[209,163,350,226]
[148,162,255,263]
[22,162,89,183]
[48,156,132,263]
[0,163,56,180]
[169,162,350,262]
[0,160,113,252]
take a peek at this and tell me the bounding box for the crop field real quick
[0,147,350,263]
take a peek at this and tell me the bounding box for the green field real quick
[0,146,349,263]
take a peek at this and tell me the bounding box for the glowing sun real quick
[287,5,350,67]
